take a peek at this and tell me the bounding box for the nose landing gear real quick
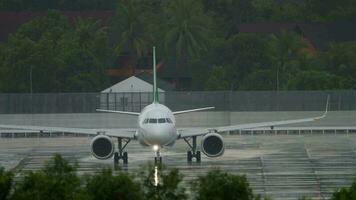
[153,145,162,164]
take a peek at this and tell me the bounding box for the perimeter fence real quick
[0,90,355,114]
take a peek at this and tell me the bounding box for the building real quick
[100,73,174,112]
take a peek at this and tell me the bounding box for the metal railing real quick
[0,90,355,114]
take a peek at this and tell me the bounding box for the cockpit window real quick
[166,118,172,123]
[149,118,157,123]
[143,119,149,124]
[158,118,166,123]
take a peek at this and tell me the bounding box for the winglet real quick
[316,95,329,120]
[323,95,330,117]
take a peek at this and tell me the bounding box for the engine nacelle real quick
[90,135,114,160]
[201,133,225,157]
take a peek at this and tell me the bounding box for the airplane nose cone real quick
[144,126,175,145]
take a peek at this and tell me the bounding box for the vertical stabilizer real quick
[153,46,159,103]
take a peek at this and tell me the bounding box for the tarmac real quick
[2,134,356,200]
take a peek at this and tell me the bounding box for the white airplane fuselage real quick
[136,103,178,147]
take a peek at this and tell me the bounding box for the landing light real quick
[153,145,159,151]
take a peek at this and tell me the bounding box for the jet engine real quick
[90,135,114,160]
[201,133,225,157]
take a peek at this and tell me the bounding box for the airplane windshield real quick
[144,118,172,124]
[149,118,157,123]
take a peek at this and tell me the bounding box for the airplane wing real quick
[96,109,140,116]
[0,124,136,139]
[178,95,329,139]
[173,107,215,115]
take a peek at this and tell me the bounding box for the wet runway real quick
[1,134,356,200]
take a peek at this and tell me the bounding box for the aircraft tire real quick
[187,151,192,162]
[114,152,119,165]
[123,152,128,164]
[196,151,201,162]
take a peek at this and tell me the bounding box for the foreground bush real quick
[192,169,256,200]
[85,169,143,200]
[331,179,356,200]
[0,167,13,200]
[0,154,311,200]
[10,154,88,200]
[140,164,187,200]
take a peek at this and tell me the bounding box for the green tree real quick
[287,70,341,90]
[0,167,13,200]
[270,31,306,90]
[0,10,69,92]
[162,0,212,70]
[140,164,187,200]
[61,17,110,92]
[111,0,148,62]
[202,0,258,36]
[240,69,275,90]
[192,169,255,200]
[321,41,356,88]
[202,33,272,90]
[11,154,88,200]
[0,11,110,92]
[205,65,231,90]
[331,179,356,200]
[85,168,143,200]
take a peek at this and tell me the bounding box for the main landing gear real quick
[114,138,131,168]
[183,136,201,163]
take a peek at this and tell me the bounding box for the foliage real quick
[140,164,187,200]
[287,70,341,90]
[6,154,356,200]
[331,179,356,200]
[11,154,88,200]
[203,33,274,90]
[192,169,255,200]
[0,167,13,200]
[162,0,213,65]
[0,11,110,92]
[85,168,143,200]
[1,0,356,91]
[205,65,231,90]
[270,31,307,90]
[0,0,116,11]
[111,0,149,58]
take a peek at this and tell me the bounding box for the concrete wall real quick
[0,111,355,129]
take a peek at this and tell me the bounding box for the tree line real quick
[0,0,356,92]
[0,154,355,200]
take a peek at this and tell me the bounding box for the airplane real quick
[0,46,329,165]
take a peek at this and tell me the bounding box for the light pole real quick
[30,66,33,94]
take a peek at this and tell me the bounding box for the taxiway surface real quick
[1,135,356,200]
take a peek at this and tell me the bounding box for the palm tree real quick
[111,0,148,64]
[163,0,212,69]
[270,31,306,91]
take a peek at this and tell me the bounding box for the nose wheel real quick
[184,136,201,163]
[154,147,162,164]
